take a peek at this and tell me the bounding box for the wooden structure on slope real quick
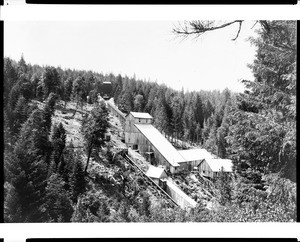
[124,112,184,174]
[106,98,126,128]
[165,180,197,209]
[145,165,197,209]
[197,158,233,179]
[177,148,215,171]
[145,165,168,186]
[100,81,112,100]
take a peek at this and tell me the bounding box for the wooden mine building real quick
[124,112,184,174]
[177,148,216,171]
[197,158,233,179]
[124,111,233,176]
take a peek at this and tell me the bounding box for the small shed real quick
[198,158,233,179]
[145,165,168,185]
[101,81,112,100]
[177,148,215,171]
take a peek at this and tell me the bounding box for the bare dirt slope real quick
[51,101,94,147]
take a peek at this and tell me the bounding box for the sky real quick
[4,20,260,93]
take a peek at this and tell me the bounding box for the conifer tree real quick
[11,95,29,137]
[51,122,66,167]
[43,92,57,133]
[45,173,73,222]
[5,109,50,222]
[72,75,86,116]
[70,159,86,203]
[81,101,109,173]
[4,57,18,107]
[41,66,61,99]
[226,21,296,181]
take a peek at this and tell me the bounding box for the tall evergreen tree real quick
[51,122,67,168]
[194,94,205,128]
[4,57,18,107]
[45,173,74,222]
[41,66,61,99]
[43,92,58,134]
[5,109,50,222]
[226,21,296,182]
[70,160,86,203]
[133,94,145,112]
[81,101,109,173]
[11,95,29,137]
[17,54,28,76]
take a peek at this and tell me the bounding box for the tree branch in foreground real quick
[173,20,244,41]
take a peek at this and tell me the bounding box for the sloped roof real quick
[178,148,215,163]
[106,98,126,118]
[134,124,183,167]
[203,158,233,172]
[166,180,197,208]
[145,165,167,179]
[130,112,153,119]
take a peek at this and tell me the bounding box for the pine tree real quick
[51,123,66,167]
[4,57,19,107]
[171,94,184,144]
[133,94,145,112]
[81,101,109,173]
[194,94,204,128]
[17,54,28,75]
[70,159,86,203]
[6,110,50,222]
[72,75,86,115]
[226,21,296,182]
[113,74,123,103]
[153,98,168,133]
[45,173,73,222]
[4,182,22,222]
[205,124,217,154]
[215,168,232,206]
[43,92,57,133]
[11,95,29,137]
[41,66,61,99]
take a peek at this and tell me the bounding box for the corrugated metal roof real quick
[204,158,233,172]
[134,124,183,167]
[178,148,215,163]
[130,112,153,119]
[145,165,167,179]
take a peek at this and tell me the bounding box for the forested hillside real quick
[3,20,296,222]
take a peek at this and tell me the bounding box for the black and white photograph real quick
[3,18,296,223]
[1,2,299,241]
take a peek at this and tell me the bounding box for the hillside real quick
[49,100,177,218]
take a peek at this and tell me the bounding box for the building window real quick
[133,144,138,150]
[139,118,141,123]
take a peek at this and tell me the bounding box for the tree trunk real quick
[84,146,93,174]
[72,102,78,117]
